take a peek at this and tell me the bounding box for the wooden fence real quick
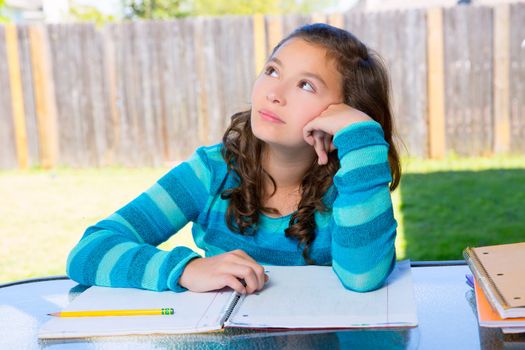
[0,4,524,168]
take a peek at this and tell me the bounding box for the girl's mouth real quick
[259,110,285,124]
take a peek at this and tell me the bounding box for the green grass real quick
[1,156,524,284]
[397,156,525,260]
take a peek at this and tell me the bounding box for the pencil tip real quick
[48,312,58,316]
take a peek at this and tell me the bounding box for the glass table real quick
[1,262,522,349]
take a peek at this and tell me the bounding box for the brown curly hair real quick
[221,23,401,264]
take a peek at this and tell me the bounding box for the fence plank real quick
[235,15,256,115]
[150,21,168,163]
[5,24,28,169]
[509,3,525,153]
[28,25,59,168]
[398,9,428,158]
[213,16,254,140]
[444,6,493,156]
[328,13,344,28]
[161,20,186,161]
[379,9,427,158]
[0,25,18,169]
[121,22,141,166]
[177,18,201,159]
[280,14,310,39]
[111,22,132,165]
[428,8,446,158]
[345,9,428,157]
[16,25,39,166]
[266,15,283,54]
[194,18,210,146]
[202,18,222,143]
[253,14,266,74]
[89,26,111,166]
[101,24,119,165]
[493,4,510,154]
[48,25,70,165]
[52,24,86,166]
[310,13,326,24]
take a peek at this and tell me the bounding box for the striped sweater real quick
[67,120,397,293]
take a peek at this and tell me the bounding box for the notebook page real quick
[381,261,418,325]
[225,260,417,329]
[38,286,233,338]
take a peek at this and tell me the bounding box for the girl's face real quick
[251,38,343,151]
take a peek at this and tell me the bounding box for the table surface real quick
[0,264,521,350]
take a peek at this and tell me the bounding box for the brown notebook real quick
[464,242,525,319]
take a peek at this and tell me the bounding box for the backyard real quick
[1,155,524,284]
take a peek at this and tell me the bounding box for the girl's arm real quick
[329,120,396,292]
[303,104,396,292]
[66,148,212,292]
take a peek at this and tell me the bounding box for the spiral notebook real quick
[38,261,417,339]
[464,242,525,319]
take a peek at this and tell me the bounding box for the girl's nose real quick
[266,91,284,104]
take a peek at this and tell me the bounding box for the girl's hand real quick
[178,249,268,294]
[303,104,372,165]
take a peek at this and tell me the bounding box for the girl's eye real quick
[264,66,278,77]
[299,81,315,92]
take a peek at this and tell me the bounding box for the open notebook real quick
[38,260,417,339]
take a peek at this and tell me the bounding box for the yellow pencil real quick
[48,308,175,317]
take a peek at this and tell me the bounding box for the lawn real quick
[398,156,525,260]
[1,156,524,284]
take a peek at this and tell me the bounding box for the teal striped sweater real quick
[67,121,397,293]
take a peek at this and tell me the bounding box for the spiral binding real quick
[464,247,509,308]
[223,293,242,323]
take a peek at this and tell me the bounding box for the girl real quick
[67,23,401,295]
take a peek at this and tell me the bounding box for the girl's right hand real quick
[178,249,268,294]
[303,103,372,165]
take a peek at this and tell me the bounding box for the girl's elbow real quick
[65,242,93,287]
[339,274,387,293]
[333,254,395,293]
[66,265,88,287]
[66,255,85,285]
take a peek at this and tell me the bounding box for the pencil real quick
[48,308,175,317]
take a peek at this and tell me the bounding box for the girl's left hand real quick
[303,103,372,165]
